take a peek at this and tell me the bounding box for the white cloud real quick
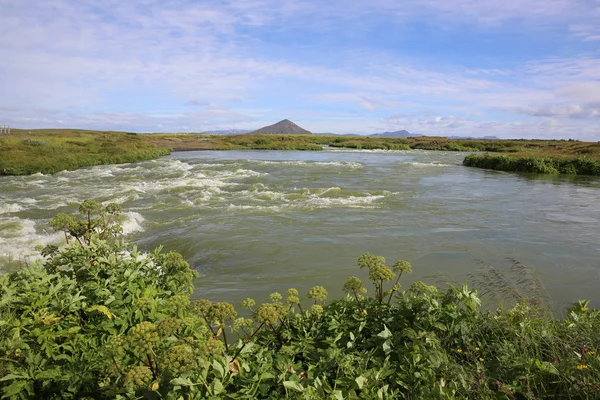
[0,0,600,138]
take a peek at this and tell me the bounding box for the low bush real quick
[22,139,49,147]
[1,202,599,398]
[463,153,600,176]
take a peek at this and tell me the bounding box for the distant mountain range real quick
[369,130,423,138]
[203,122,498,140]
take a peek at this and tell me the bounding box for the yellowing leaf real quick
[87,305,117,320]
[151,381,159,391]
[41,313,63,325]
[229,359,241,374]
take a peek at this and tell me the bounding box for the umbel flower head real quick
[343,276,367,295]
[307,286,328,303]
[254,303,280,324]
[358,253,394,283]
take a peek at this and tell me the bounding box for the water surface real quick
[1,149,599,309]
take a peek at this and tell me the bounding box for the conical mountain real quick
[251,119,312,134]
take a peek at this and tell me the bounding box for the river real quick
[1,149,599,310]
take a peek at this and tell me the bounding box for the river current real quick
[1,149,599,309]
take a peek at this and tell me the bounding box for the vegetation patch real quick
[0,129,170,176]
[1,202,599,398]
[4,128,600,176]
[463,153,600,176]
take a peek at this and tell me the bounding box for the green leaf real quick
[1,380,30,399]
[433,322,447,331]
[333,390,344,400]
[170,377,195,387]
[0,374,29,382]
[536,360,559,375]
[377,325,392,339]
[212,379,224,395]
[382,339,392,354]
[283,380,305,392]
[355,375,367,389]
[213,359,225,378]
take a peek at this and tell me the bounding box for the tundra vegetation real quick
[3,129,600,176]
[0,129,170,175]
[1,201,599,399]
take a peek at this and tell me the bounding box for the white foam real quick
[0,217,63,268]
[121,212,146,234]
[257,160,362,168]
[305,194,385,207]
[404,162,455,167]
[0,203,24,214]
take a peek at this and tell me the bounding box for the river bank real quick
[0,129,170,175]
[2,129,600,176]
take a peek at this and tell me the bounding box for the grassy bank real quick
[0,129,171,175]
[143,133,600,156]
[1,202,600,399]
[463,153,600,176]
[3,128,600,176]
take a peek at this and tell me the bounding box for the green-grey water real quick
[1,149,599,309]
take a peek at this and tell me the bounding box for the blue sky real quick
[1,0,600,139]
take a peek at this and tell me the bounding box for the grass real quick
[0,129,171,175]
[3,128,600,176]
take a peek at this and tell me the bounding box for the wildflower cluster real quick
[124,366,153,387]
[129,321,160,353]
[162,344,195,374]
[307,285,328,303]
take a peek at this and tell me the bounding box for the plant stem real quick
[387,272,403,305]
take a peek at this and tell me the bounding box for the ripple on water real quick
[1,150,600,308]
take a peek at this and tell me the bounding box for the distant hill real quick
[251,119,312,135]
[370,130,423,138]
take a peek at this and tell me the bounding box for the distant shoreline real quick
[2,129,599,176]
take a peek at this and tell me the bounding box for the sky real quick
[1,0,600,139]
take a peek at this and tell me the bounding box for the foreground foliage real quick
[1,202,599,399]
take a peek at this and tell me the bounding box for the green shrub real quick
[463,153,600,176]
[2,203,600,398]
[22,139,49,147]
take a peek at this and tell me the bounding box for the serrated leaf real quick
[1,380,29,399]
[283,380,305,392]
